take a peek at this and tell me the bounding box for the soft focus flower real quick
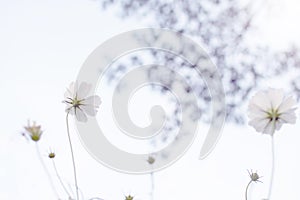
[63,81,101,122]
[125,195,134,200]
[247,169,262,183]
[24,120,43,142]
[147,156,155,165]
[248,88,297,135]
[48,152,56,159]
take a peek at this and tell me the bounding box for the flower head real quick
[125,195,134,200]
[48,152,56,159]
[63,81,101,122]
[247,169,262,183]
[24,120,43,142]
[248,88,297,135]
[147,156,155,165]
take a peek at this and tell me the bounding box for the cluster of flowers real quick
[23,82,155,200]
[23,82,103,200]
[22,82,297,200]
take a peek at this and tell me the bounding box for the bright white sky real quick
[1,0,300,200]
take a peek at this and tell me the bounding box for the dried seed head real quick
[147,156,155,165]
[248,169,262,183]
[48,152,56,159]
[250,172,260,181]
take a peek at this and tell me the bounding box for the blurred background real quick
[1,0,300,199]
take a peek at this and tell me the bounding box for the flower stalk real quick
[51,158,72,198]
[245,180,252,200]
[66,111,79,200]
[150,172,154,200]
[35,143,60,199]
[147,156,155,200]
[267,136,275,199]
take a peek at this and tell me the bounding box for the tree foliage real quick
[100,0,300,124]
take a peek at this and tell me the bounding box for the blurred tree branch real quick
[99,0,300,124]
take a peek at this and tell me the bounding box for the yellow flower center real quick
[31,133,41,141]
[72,97,83,107]
[125,196,134,200]
[267,108,280,121]
[65,94,84,108]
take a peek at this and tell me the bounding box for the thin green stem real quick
[35,143,60,199]
[267,136,275,199]
[245,180,252,200]
[52,159,72,198]
[66,112,79,200]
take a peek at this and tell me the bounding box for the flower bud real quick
[48,152,56,159]
[125,195,134,200]
[147,156,155,165]
[24,120,43,142]
[248,169,262,183]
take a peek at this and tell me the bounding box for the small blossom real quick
[147,156,155,165]
[48,152,56,159]
[247,169,262,183]
[24,120,43,142]
[248,88,297,135]
[125,195,134,200]
[63,81,101,122]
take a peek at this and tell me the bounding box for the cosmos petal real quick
[278,96,297,113]
[263,121,275,135]
[64,88,73,99]
[249,118,270,133]
[81,104,98,116]
[248,104,267,119]
[75,108,88,122]
[280,112,297,124]
[77,82,92,100]
[250,91,270,110]
[84,96,102,106]
[267,88,284,109]
[275,120,283,131]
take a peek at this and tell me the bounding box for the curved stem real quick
[35,143,60,199]
[245,180,252,200]
[267,136,275,199]
[52,159,72,198]
[66,112,79,200]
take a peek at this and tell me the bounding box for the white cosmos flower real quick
[248,88,297,135]
[24,120,43,142]
[63,81,101,122]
